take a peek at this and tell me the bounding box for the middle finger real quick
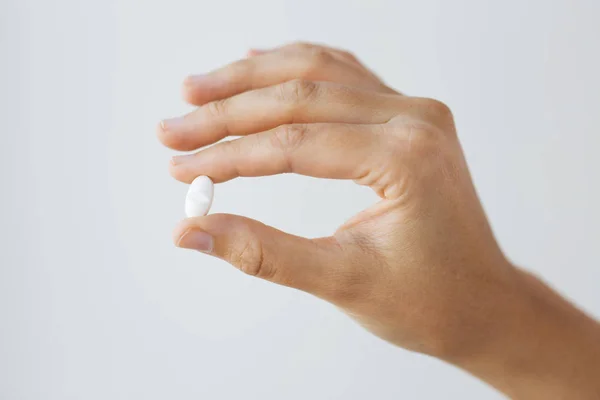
[159,79,405,151]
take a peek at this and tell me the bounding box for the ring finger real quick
[184,46,395,106]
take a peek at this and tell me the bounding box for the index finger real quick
[169,122,386,184]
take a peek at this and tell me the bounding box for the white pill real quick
[185,176,214,218]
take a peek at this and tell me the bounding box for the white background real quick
[1,0,599,399]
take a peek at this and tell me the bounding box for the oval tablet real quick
[185,176,214,218]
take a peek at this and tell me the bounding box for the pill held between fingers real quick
[185,176,214,218]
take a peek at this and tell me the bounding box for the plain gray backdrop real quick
[1,0,599,399]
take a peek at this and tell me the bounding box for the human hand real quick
[158,43,600,399]
[158,41,510,354]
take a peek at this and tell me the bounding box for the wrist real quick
[448,267,600,399]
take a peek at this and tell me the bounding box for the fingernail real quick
[161,117,186,132]
[170,153,196,165]
[177,229,213,253]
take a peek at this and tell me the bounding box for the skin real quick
[157,42,600,399]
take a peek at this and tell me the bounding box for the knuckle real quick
[384,120,461,194]
[421,98,455,126]
[426,98,452,115]
[270,124,309,172]
[383,121,441,162]
[300,48,334,78]
[289,41,313,52]
[205,98,228,119]
[277,79,319,105]
[340,50,358,61]
[220,139,239,156]
[232,237,269,278]
[272,124,308,152]
[309,48,334,65]
[403,126,441,160]
[387,99,456,154]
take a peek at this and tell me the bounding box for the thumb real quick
[173,213,347,299]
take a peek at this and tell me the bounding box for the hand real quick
[158,43,600,399]
[159,41,510,354]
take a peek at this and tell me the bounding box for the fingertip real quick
[173,216,194,245]
[181,75,208,105]
[183,74,199,86]
[174,214,247,242]
[172,223,190,247]
[182,74,227,106]
[158,117,205,151]
[168,157,195,184]
[172,217,207,247]
[156,120,168,144]
[182,79,201,105]
[157,125,185,151]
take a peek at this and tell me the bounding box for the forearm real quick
[451,268,600,399]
